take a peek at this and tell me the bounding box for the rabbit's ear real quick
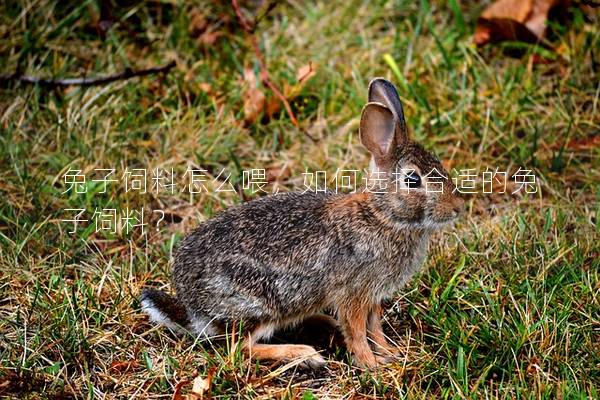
[368,78,408,143]
[360,102,397,166]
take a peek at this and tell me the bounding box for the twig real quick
[252,0,279,30]
[232,0,309,135]
[0,61,176,88]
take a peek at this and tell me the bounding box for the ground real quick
[0,0,598,399]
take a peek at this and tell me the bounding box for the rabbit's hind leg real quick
[243,323,326,369]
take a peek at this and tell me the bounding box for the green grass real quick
[0,0,599,398]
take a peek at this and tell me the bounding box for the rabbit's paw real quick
[286,344,326,369]
[375,354,396,365]
[352,353,380,370]
[285,344,327,369]
[300,352,327,370]
[373,344,400,360]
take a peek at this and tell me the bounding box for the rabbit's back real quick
[173,192,340,327]
[175,191,335,270]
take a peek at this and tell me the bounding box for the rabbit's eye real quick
[405,171,421,188]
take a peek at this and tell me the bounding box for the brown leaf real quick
[243,68,266,124]
[526,356,541,375]
[296,62,317,84]
[109,360,140,373]
[198,82,212,94]
[243,67,258,88]
[188,368,215,400]
[188,377,209,399]
[474,0,566,46]
[198,28,223,47]
[189,9,228,48]
[284,62,317,98]
[171,380,191,400]
[189,9,208,37]
[265,162,291,183]
[525,0,561,38]
[481,0,533,22]
[492,173,516,194]
[474,17,540,45]
[562,136,600,150]
[265,96,282,119]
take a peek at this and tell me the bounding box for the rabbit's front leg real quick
[339,301,378,369]
[367,304,399,363]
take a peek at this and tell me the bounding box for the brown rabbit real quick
[141,78,464,369]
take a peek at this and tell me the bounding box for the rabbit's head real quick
[359,78,464,229]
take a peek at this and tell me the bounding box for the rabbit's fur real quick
[141,78,464,369]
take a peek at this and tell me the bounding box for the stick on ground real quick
[0,61,176,88]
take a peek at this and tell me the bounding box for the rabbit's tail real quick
[140,289,190,333]
[140,289,219,337]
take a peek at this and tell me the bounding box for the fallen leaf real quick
[474,0,568,46]
[243,67,258,87]
[189,9,228,48]
[526,356,541,375]
[492,173,516,194]
[481,0,533,23]
[562,136,600,150]
[198,28,223,47]
[198,82,212,94]
[243,68,266,124]
[261,62,318,119]
[109,360,140,373]
[188,368,215,400]
[474,16,540,45]
[296,62,317,84]
[189,9,208,37]
[171,379,191,400]
[525,0,556,38]
[189,376,210,399]
[265,161,291,183]
[265,96,282,119]
[284,62,318,98]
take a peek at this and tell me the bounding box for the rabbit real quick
[140,78,464,369]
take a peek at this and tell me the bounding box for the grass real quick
[0,0,598,398]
